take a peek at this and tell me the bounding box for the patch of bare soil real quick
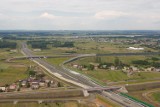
[95,98,112,107]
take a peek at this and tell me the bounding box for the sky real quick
[0,0,160,30]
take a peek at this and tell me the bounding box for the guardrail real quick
[119,93,154,107]
[97,52,160,56]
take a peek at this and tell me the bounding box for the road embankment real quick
[126,81,160,92]
[0,89,85,100]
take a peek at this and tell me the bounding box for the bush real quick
[87,64,94,70]
[65,51,77,53]
[152,62,160,68]
[151,57,159,61]
[132,60,150,66]
[28,70,36,76]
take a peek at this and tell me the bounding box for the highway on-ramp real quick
[21,42,145,107]
[21,43,98,88]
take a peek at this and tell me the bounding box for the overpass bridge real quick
[87,86,121,92]
[7,52,160,62]
[6,55,76,62]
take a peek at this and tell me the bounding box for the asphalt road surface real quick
[21,42,145,107]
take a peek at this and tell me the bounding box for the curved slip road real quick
[21,42,146,107]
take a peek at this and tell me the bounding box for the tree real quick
[28,70,36,76]
[152,62,160,68]
[88,64,94,70]
[95,56,101,63]
[132,60,150,66]
[0,41,17,49]
[0,69,3,72]
[62,42,74,47]
[151,57,159,61]
[114,57,120,67]
[36,73,45,79]
[57,82,63,87]
[5,84,9,87]
[27,83,30,88]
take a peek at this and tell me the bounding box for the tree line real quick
[94,56,160,70]
[27,40,74,49]
[0,41,17,49]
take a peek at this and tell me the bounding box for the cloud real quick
[0,0,160,30]
[0,13,10,20]
[94,10,128,20]
[0,13,6,18]
[40,12,56,19]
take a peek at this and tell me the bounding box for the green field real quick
[74,41,144,54]
[44,57,71,67]
[0,49,22,59]
[83,70,129,82]
[128,89,160,106]
[152,91,160,102]
[30,38,157,56]
[0,62,28,86]
[0,46,29,86]
[0,40,24,59]
[13,59,35,65]
[74,55,156,66]
[68,66,160,84]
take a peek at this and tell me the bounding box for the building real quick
[10,49,17,52]
[33,49,41,52]
[39,81,45,87]
[50,81,58,88]
[130,66,139,72]
[73,64,78,68]
[127,47,144,50]
[9,84,17,91]
[21,80,28,87]
[90,63,99,70]
[102,65,107,69]
[110,66,116,70]
[31,83,39,89]
[31,80,40,89]
[0,87,6,92]
[155,69,160,72]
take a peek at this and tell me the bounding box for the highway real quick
[21,42,145,107]
[21,43,98,88]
